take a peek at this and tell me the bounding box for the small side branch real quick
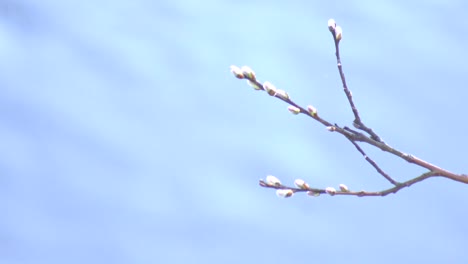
[345,137,400,186]
[329,21,383,143]
[259,171,438,197]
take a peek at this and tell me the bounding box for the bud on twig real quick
[230,65,244,79]
[288,105,301,115]
[265,175,281,186]
[335,26,343,41]
[276,189,294,198]
[339,184,349,192]
[247,80,262,90]
[307,105,317,116]
[275,89,289,100]
[294,179,309,189]
[263,81,277,96]
[325,187,337,195]
[241,66,256,80]
[328,19,336,32]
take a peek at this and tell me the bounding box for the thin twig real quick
[345,136,400,186]
[259,171,438,197]
[331,30,383,143]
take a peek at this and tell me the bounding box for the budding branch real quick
[231,19,467,198]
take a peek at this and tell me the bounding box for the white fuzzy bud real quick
[240,66,256,80]
[339,184,349,192]
[247,80,262,90]
[294,179,309,189]
[335,26,343,41]
[307,105,317,116]
[276,189,294,198]
[265,175,281,186]
[275,89,289,100]
[288,105,301,115]
[328,19,336,32]
[230,65,244,79]
[263,81,277,96]
[307,191,320,197]
[325,187,337,196]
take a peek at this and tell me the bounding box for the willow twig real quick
[230,18,468,198]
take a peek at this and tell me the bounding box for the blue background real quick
[2,0,468,263]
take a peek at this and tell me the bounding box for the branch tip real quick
[230,65,244,79]
[328,18,336,32]
[265,175,281,186]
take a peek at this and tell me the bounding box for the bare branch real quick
[344,136,400,186]
[329,20,383,142]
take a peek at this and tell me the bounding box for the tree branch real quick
[230,18,467,198]
[344,136,400,186]
[330,25,383,143]
[259,171,439,197]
